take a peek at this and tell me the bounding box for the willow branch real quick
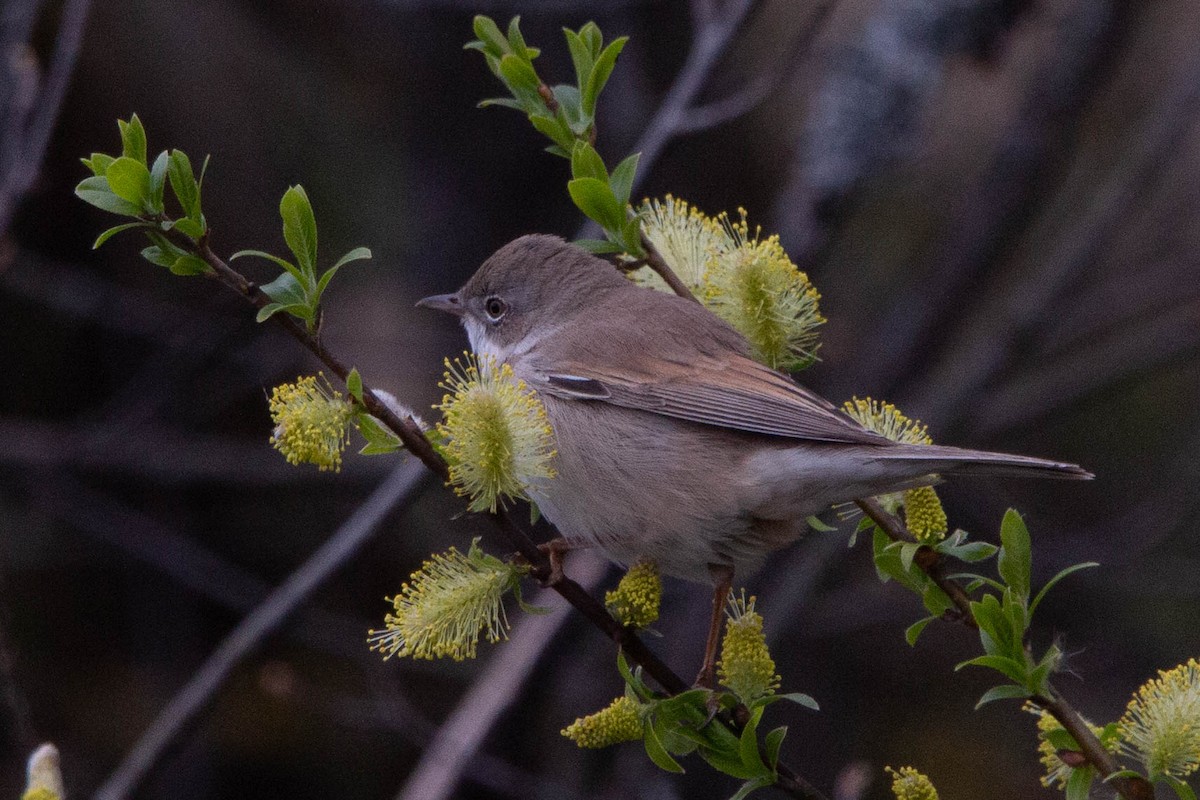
[854,497,1155,800]
[182,237,827,798]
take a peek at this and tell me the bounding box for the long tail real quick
[873,443,1093,480]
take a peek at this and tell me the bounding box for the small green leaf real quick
[763,726,786,770]
[776,692,819,711]
[998,508,1032,602]
[921,582,955,616]
[644,723,685,773]
[528,114,574,153]
[82,152,115,176]
[140,245,174,268]
[506,16,531,60]
[1163,775,1198,800]
[172,217,205,240]
[609,152,640,206]
[567,177,624,232]
[956,654,1029,684]
[563,28,594,89]
[806,515,838,533]
[92,222,149,248]
[1043,728,1081,751]
[168,254,210,276]
[230,249,306,284]
[471,16,509,55]
[259,271,309,308]
[728,777,774,800]
[256,303,286,323]
[571,141,608,182]
[943,541,999,562]
[583,36,628,117]
[1030,562,1099,616]
[118,115,147,164]
[104,157,152,208]
[498,53,541,97]
[738,707,768,778]
[167,149,200,220]
[582,21,602,56]
[316,246,372,297]
[280,185,318,278]
[1065,766,1095,800]
[905,616,936,646]
[899,541,922,572]
[973,684,1031,709]
[354,413,403,455]
[478,97,524,110]
[148,151,168,213]
[347,368,363,403]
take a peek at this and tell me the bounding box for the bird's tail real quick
[874,443,1093,481]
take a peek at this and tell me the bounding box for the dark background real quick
[2,0,1198,798]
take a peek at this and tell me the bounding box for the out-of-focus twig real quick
[94,460,427,800]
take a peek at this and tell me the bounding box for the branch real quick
[94,461,428,800]
[854,497,1155,800]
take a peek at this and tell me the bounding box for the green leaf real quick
[563,28,594,90]
[528,114,574,152]
[763,726,786,770]
[582,21,602,56]
[255,303,286,323]
[973,684,1031,709]
[1030,562,1099,616]
[806,515,838,533]
[956,654,1029,685]
[905,616,936,646]
[728,777,774,800]
[168,254,210,276]
[568,177,624,232]
[140,245,174,268]
[230,249,306,284]
[280,185,318,278]
[472,16,509,56]
[82,152,115,177]
[776,692,819,711]
[1065,766,1095,800]
[1163,775,1199,800]
[998,508,1032,602]
[644,723,684,773]
[498,53,541,100]
[899,541,922,572]
[573,238,625,254]
[104,157,152,208]
[609,152,640,206]
[921,582,955,616]
[172,217,205,240]
[259,271,309,309]
[168,149,200,220]
[571,141,608,181]
[118,115,147,164]
[354,413,403,455]
[552,84,586,133]
[316,246,372,297]
[501,15,530,60]
[347,368,363,403]
[583,37,627,117]
[1043,728,1081,752]
[478,97,524,110]
[738,707,768,778]
[943,540,999,563]
[148,150,168,213]
[92,222,149,249]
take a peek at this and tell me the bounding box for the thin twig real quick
[854,498,1155,800]
[94,460,428,800]
[641,234,697,302]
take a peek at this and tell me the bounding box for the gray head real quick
[417,234,629,357]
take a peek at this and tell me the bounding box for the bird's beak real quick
[416,292,465,317]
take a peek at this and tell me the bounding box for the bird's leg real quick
[696,563,734,689]
[535,537,584,587]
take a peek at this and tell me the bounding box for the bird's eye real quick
[484,297,507,321]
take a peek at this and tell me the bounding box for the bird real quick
[418,233,1091,685]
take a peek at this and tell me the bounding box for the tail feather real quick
[873,443,1093,481]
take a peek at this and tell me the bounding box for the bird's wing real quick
[529,351,888,445]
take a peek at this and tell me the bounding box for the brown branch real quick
[187,237,834,798]
[640,234,698,303]
[854,497,1155,800]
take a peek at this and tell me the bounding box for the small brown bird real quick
[419,234,1090,683]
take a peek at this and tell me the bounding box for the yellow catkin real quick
[434,353,556,512]
[367,540,525,661]
[268,373,353,471]
[885,766,939,800]
[903,486,948,543]
[717,593,780,703]
[1119,658,1200,778]
[605,561,662,628]
[562,696,643,748]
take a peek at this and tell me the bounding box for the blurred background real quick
[2,0,1198,798]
